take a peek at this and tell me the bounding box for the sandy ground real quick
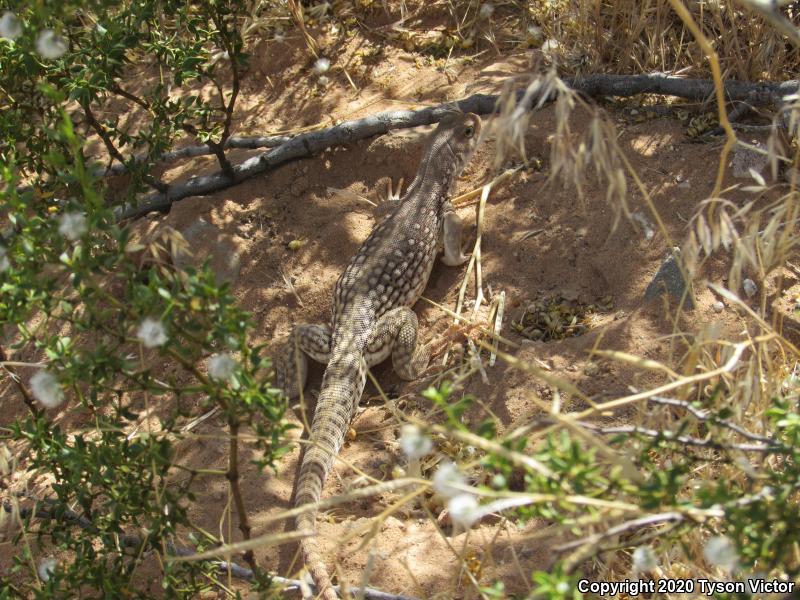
[1,24,793,600]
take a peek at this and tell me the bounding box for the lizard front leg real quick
[275,324,331,398]
[440,201,470,266]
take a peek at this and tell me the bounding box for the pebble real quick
[583,362,600,376]
[712,301,724,313]
[743,278,757,298]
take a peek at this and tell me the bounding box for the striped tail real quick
[295,346,368,600]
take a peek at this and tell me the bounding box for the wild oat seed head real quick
[399,424,432,459]
[0,11,22,41]
[58,211,87,241]
[30,370,65,409]
[36,29,67,59]
[137,318,168,348]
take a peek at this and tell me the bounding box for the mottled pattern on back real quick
[280,111,482,600]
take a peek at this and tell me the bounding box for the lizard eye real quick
[464,125,475,138]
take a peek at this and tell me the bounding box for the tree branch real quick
[578,421,782,453]
[112,73,800,221]
[82,101,169,194]
[227,419,256,571]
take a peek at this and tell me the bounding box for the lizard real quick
[276,111,482,600]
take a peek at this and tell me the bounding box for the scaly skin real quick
[278,112,481,599]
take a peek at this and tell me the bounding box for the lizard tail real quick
[295,349,367,600]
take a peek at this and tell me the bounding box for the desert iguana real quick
[277,112,481,599]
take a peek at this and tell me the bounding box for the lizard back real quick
[294,112,481,600]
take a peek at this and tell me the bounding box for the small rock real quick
[583,362,600,376]
[712,301,724,313]
[644,247,695,309]
[743,278,758,298]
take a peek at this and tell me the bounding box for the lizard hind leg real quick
[275,323,332,399]
[367,307,430,381]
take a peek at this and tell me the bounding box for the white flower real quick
[30,371,65,409]
[479,3,495,19]
[632,546,657,572]
[398,424,432,459]
[58,211,87,241]
[447,493,480,529]
[433,461,468,498]
[0,246,9,272]
[208,353,237,381]
[36,29,67,59]
[704,535,738,571]
[136,318,168,348]
[37,557,57,582]
[313,57,330,74]
[0,11,22,41]
[541,38,560,55]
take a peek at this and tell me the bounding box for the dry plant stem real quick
[0,345,40,416]
[572,341,749,420]
[645,394,775,443]
[107,73,800,222]
[444,182,492,365]
[287,0,319,58]
[667,0,736,198]
[227,419,256,571]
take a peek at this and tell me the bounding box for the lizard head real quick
[432,111,482,182]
